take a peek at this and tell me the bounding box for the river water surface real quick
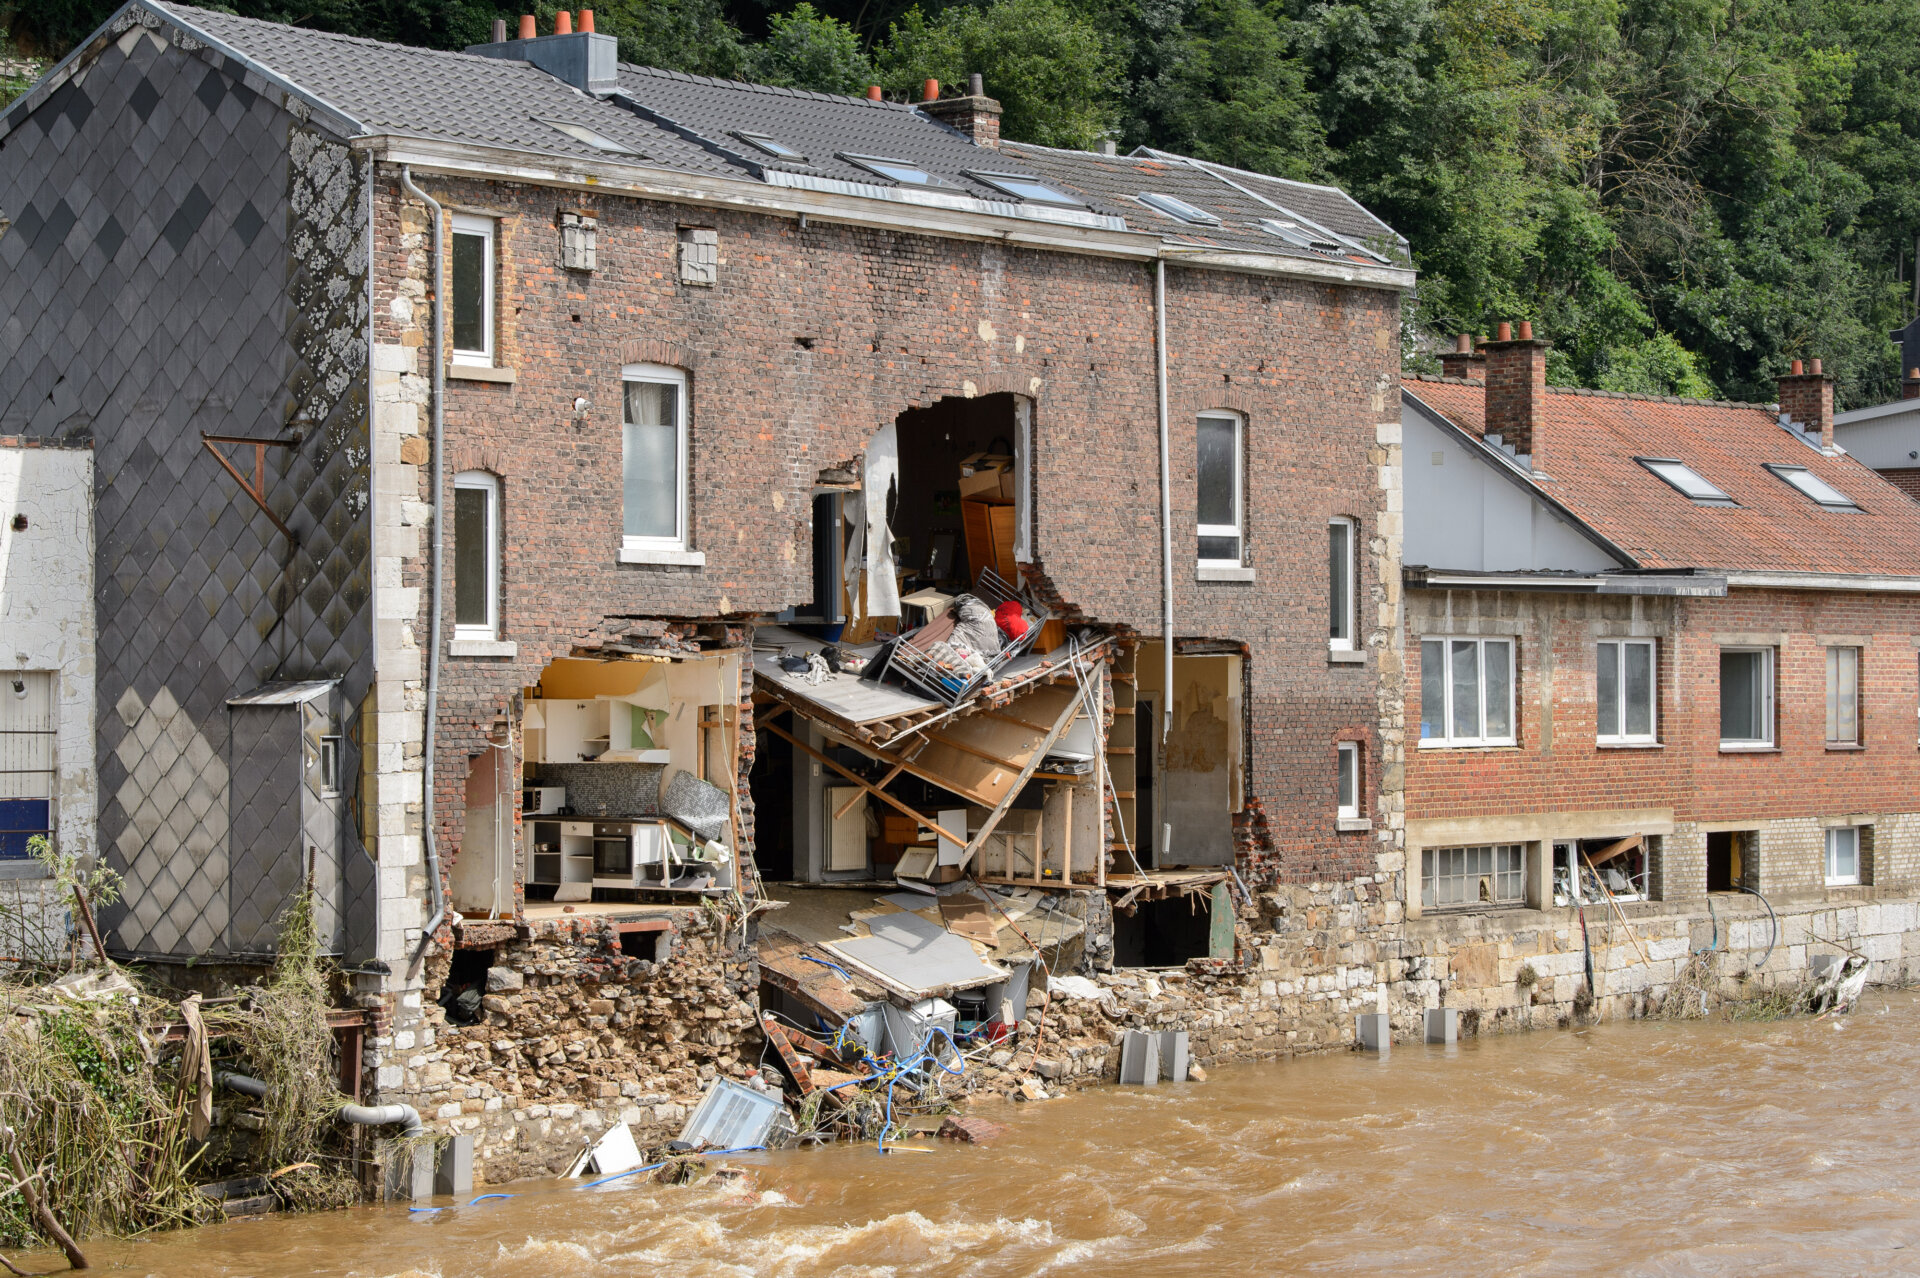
[74,992,1920,1276]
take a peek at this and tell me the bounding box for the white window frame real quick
[1719,646,1775,749]
[1596,639,1658,745]
[1826,645,1861,746]
[1336,741,1360,820]
[1825,825,1862,886]
[450,213,495,366]
[1328,517,1355,650]
[619,363,694,562]
[318,734,343,797]
[1419,636,1517,747]
[1196,411,1244,567]
[1422,843,1527,910]
[452,470,500,641]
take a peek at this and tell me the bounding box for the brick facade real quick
[1406,586,1920,906]
[365,166,1405,895]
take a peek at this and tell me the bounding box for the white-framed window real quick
[0,672,55,866]
[1419,637,1515,746]
[1423,844,1526,909]
[453,471,500,640]
[450,213,495,365]
[1336,741,1360,819]
[622,363,690,553]
[1596,639,1657,743]
[1196,411,1243,565]
[1719,647,1774,748]
[1826,646,1861,746]
[1825,825,1862,886]
[1636,456,1735,506]
[318,734,343,797]
[1768,464,1859,511]
[1328,517,1355,650]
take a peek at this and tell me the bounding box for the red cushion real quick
[994,600,1029,640]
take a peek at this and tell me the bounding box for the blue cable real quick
[799,955,853,982]
[577,1144,768,1189]
[407,1193,515,1213]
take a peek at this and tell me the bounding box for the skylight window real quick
[1766,463,1860,510]
[967,171,1083,206]
[733,130,807,162]
[540,119,639,155]
[1136,192,1219,225]
[1637,457,1735,506]
[841,154,948,186]
[1258,218,1340,252]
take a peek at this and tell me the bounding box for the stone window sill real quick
[1718,743,1780,754]
[1336,816,1372,832]
[1417,740,1519,750]
[1825,743,1865,752]
[1597,740,1663,749]
[450,638,518,658]
[1196,564,1255,583]
[449,364,518,384]
[619,546,706,567]
[1328,648,1367,665]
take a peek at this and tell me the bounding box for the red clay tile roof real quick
[1405,375,1920,576]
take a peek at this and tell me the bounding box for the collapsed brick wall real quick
[382,910,761,1185]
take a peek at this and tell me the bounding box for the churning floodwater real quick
[70,992,1920,1277]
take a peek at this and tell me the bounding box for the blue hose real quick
[578,1144,768,1189]
[407,1193,514,1213]
[800,955,854,982]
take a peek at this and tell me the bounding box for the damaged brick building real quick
[0,0,1416,1182]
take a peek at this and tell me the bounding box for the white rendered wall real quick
[0,443,96,869]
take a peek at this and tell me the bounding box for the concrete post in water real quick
[1424,1008,1458,1045]
[1355,1013,1391,1054]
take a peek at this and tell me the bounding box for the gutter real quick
[1153,260,1174,829]
[352,135,1418,291]
[397,166,448,963]
[1404,570,1728,598]
[1723,571,1920,593]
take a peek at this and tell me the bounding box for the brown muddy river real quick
[70,992,1920,1276]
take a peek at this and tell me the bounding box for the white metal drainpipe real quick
[1154,258,1174,853]
[398,166,447,963]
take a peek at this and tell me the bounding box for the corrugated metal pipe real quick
[398,165,448,965]
[215,1071,424,1137]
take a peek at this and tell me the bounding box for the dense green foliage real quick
[8,0,1920,404]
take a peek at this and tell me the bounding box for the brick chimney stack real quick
[1777,357,1835,449]
[920,73,1002,148]
[1903,366,1920,401]
[1439,333,1485,381]
[1482,319,1548,470]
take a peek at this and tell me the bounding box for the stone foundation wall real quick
[369,908,762,1185]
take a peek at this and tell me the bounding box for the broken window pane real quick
[1423,843,1526,909]
[623,379,681,541]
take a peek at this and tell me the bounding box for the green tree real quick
[744,2,872,92]
[877,0,1123,148]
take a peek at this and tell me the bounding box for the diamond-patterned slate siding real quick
[0,18,376,961]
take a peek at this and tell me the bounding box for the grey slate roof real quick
[3,0,1405,259]
[1003,142,1406,266]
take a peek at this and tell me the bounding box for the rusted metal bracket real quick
[201,432,299,541]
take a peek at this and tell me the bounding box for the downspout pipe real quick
[215,1071,424,1137]
[397,166,447,963]
[1153,259,1174,763]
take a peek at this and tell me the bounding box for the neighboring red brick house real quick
[1402,331,1920,930]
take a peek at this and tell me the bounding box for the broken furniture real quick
[525,816,734,897]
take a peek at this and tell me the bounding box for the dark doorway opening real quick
[440,946,494,1024]
[1706,830,1753,892]
[892,392,1021,591]
[1112,894,1214,967]
[749,727,796,882]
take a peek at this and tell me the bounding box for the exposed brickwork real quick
[365,166,1404,891]
[1778,368,1835,446]
[1480,335,1547,464]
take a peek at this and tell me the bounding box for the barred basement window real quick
[1423,844,1526,909]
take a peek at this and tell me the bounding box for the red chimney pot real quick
[1496,321,1512,342]
[518,13,536,38]
[579,8,594,31]
[1516,320,1533,340]
[1791,358,1803,375]
[1811,357,1823,375]
[1455,334,1471,353]
[867,85,884,100]
[555,10,572,33]
[923,79,940,102]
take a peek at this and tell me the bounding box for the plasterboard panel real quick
[823,910,1004,994]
